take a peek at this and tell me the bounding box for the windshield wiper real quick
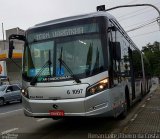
[58,47,81,83]
[48,50,52,77]
[30,50,52,86]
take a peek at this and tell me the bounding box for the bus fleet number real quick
[67,89,83,95]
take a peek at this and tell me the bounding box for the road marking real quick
[147,98,151,101]
[130,114,138,122]
[0,109,23,116]
[1,128,19,135]
[141,104,146,108]
[37,118,47,122]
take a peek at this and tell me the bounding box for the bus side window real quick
[113,31,122,85]
[109,34,121,86]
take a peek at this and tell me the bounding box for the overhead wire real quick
[118,7,148,19]
[130,30,159,38]
[118,6,160,22]
[107,2,160,41]
[117,2,160,35]
[126,19,157,32]
[117,2,160,20]
[112,1,160,44]
[123,18,157,28]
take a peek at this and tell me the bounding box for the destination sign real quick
[27,23,99,42]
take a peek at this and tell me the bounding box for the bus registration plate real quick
[49,110,64,116]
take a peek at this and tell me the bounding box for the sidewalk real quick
[121,84,160,134]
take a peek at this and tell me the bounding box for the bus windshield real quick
[23,22,106,82]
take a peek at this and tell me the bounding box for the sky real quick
[0,0,160,49]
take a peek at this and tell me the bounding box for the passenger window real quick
[6,86,13,92]
[12,86,20,91]
[111,29,121,85]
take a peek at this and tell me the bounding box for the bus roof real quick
[32,11,114,28]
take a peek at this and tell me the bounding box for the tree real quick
[142,41,160,77]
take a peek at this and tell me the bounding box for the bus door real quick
[128,47,136,100]
[108,28,124,110]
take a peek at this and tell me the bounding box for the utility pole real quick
[2,23,5,49]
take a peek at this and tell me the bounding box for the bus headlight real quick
[21,88,29,98]
[86,78,109,96]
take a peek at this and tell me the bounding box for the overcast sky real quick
[0,0,159,49]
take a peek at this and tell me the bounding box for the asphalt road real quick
[0,85,158,139]
[0,103,118,139]
[0,101,22,114]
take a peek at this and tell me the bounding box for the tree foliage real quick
[142,41,160,76]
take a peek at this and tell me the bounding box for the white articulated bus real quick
[8,6,151,119]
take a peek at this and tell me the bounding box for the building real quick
[0,27,24,84]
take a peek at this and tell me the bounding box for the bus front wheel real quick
[119,88,130,119]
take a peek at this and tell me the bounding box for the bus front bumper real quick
[22,91,113,118]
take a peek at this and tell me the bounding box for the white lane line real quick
[1,128,19,135]
[147,98,151,101]
[0,109,23,116]
[37,118,47,122]
[130,114,138,122]
[141,104,146,108]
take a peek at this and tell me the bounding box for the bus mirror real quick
[8,40,15,58]
[113,42,121,61]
